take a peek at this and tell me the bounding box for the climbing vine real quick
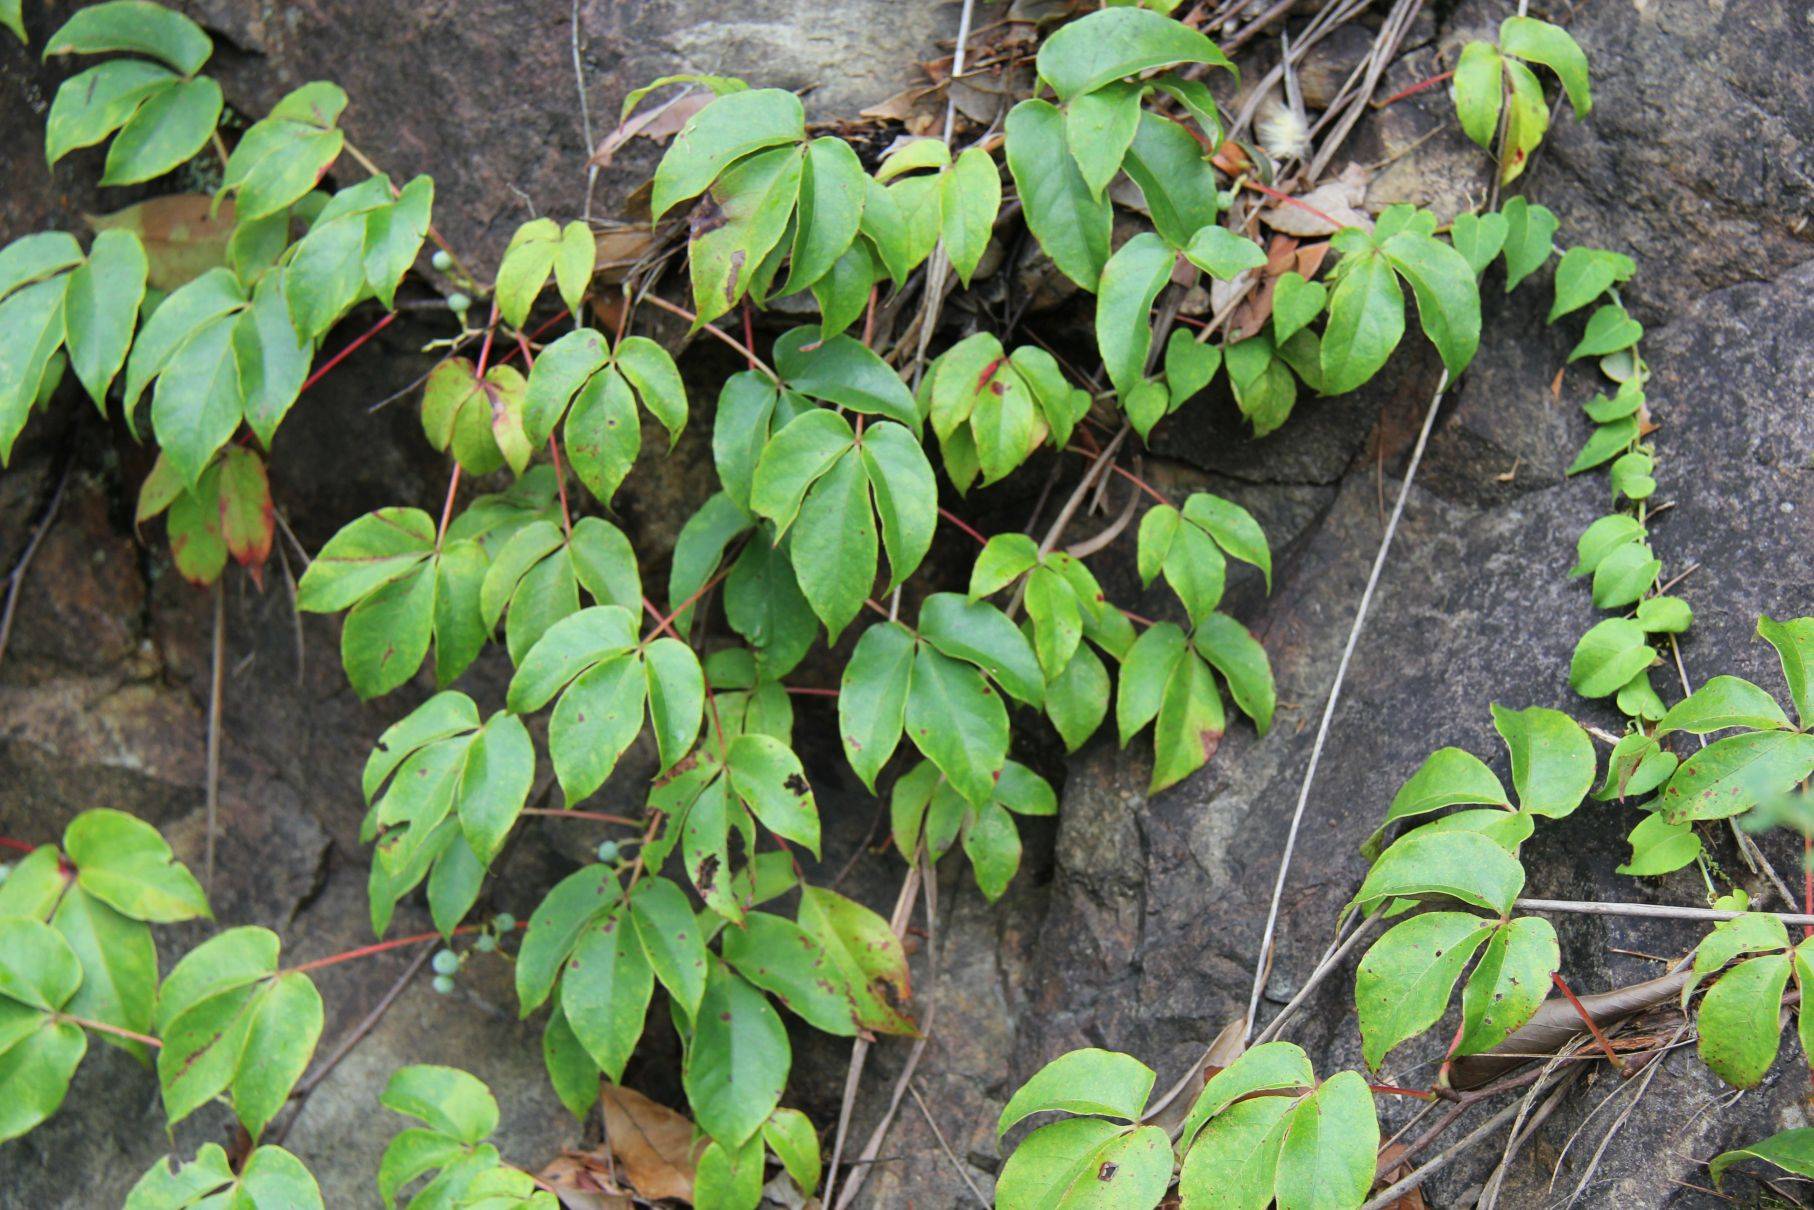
[0,0,1807,1207]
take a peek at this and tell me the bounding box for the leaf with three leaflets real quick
[1004,100,1111,291]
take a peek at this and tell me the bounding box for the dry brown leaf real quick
[86,195,235,290]
[1258,163,1372,237]
[597,1083,702,1203]
[860,85,937,125]
[591,225,659,283]
[538,1151,634,1210]
[1372,1144,1429,1209]
[590,91,713,170]
[1226,236,1333,342]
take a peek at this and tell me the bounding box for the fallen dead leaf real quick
[539,1151,634,1210]
[86,195,236,290]
[596,1083,703,1203]
[1227,236,1331,341]
[590,90,713,170]
[1258,163,1372,237]
[1372,1144,1430,1209]
[591,225,659,283]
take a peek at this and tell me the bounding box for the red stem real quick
[785,686,840,698]
[548,437,573,539]
[300,311,397,394]
[521,807,642,827]
[434,465,463,548]
[938,507,989,547]
[1380,69,1455,107]
[1550,972,1627,1074]
[1369,1083,1434,1099]
[641,596,682,642]
[741,303,760,372]
[286,921,522,976]
[645,568,731,645]
[0,837,37,854]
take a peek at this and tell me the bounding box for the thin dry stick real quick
[1360,1093,1536,1210]
[1560,1022,1686,1207]
[909,0,979,379]
[1243,370,1451,1043]
[204,579,227,892]
[1517,897,1814,926]
[571,0,599,222]
[832,1000,939,1210]
[909,1080,990,1208]
[0,458,72,674]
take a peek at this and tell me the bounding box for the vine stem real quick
[640,294,779,383]
[1242,368,1450,1044]
[1516,896,1814,927]
[300,311,396,394]
[642,567,731,646]
[937,507,988,547]
[520,807,642,827]
[1550,972,1627,1074]
[0,456,72,676]
[284,921,520,976]
[204,580,226,894]
[434,466,464,548]
[547,438,574,539]
[58,1014,161,1048]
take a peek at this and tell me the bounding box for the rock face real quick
[2,0,1813,1207]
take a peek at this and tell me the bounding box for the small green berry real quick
[447,291,472,313]
[492,912,516,932]
[431,249,454,272]
[432,974,455,995]
[476,933,497,953]
[596,840,621,863]
[432,949,459,975]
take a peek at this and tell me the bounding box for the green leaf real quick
[0,917,83,1011]
[560,906,652,1082]
[1658,676,1790,736]
[523,327,610,447]
[153,926,278,1034]
[859,420,936,589]
[651,88,805,219]
[1500,16,1591,115]
[1450,41,1503,148]
[1499,59,1549,186]
[1636,595,1693,634]
[1382,228,1481,377]
[1569,302,1643,361]
[125,1143,237,1209]
[1037,6,1233,100]
[1698,953,1791,1087]
[695,1136,764,1210]
[1184,225,1267,280]
[764,1108,822,1196]
[1658,731,1814,824]
[101,76,224,186]
[1064,81,1143,198]
[970,533,1040,599]
[839,621,916,790]
[998,1118,1173,1209]
[1353,830,1525,916]
[720,911,857,1036]
[341,560,436,700]
[797,884,914,1035]
[0,1019,85,1144]
[684,963,790,1147]
[1182,494,1271,590]
[454,712,534,864]
[64,808,209,922]
[221,82,348,223]
[549,652,647,803]
[122,266,244,417]
[64,227,149,408]
[1569,513,1645,577]
[1356,911,1494,1068]
[1096,232,1174,398]
[1499,197,1558,291]
[789,449,876,639]
[1457,917,1559,1056]
[1000,1047,1156,1135]
[963,801,1022,902]
[941,146,1001,286]
[1449,211,1508,277]
[1004,100,1111,291]
[1177,1041,1313,1151]
[906,643,1010,806]
[690,144,804,324]
[1713,1127,1814,1189]
[781,136,867,295]
[380,1064,499,1144]
[1164,328,1221,411]
[45,1,213,74]
[812,240,881,338]
[641,637,704,773]
[44,60,170,167]
[516,864,617,1016]
[1758,615,1814,727]
[49,887,155,1059]
[363,693,478,804]
[1490,704,1594,819]
[1383,747,1510,829]
[1616,810,1700,876]
[151,313,244,488]
[628,876,708,1018]
[1273,1071,1379,1209]
[774,328,918,429]
[542,1003,602,1122]
[1270,272,1325,345]
[232,972,323,1139]
[1569,617,1654,698]
[1189,614,1271,733]
[727,733,820,855]
[1118,622,1186,746]
[1122,111,1220,250]
[550,220,595,318]
[1320,250,1403,394]
[1150,648,1223,793]
[505,604,637,711]
[614,334,688,444]
[0,276,70,465]
[1178,1095,1291,1209]
[1549,246,1636,321]
[1047,645,1111,752]
[235,271,309,447]
[751,408,857,535]
[919,592,1045,707]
